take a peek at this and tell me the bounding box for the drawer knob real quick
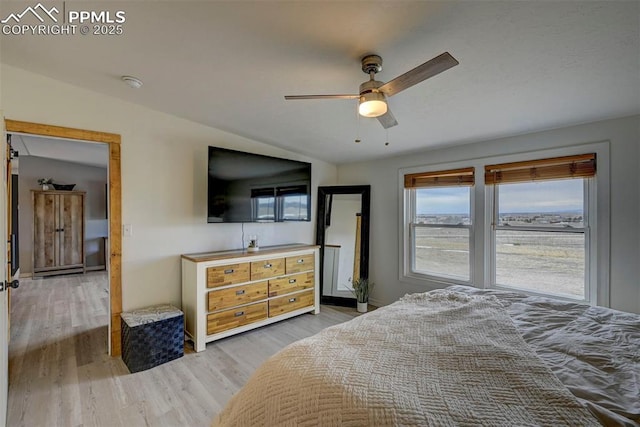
[264,263,272,268]
[224,269,234,274]
[235,289,245,295]
[288,279,296,284]
[234,311,245,317]
[289,298,297,303]
[297,259,304,264]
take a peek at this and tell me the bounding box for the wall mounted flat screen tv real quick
[207,146,312,223]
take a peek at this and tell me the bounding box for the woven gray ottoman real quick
[121,304,184,373]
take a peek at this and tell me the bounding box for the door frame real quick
[4,119,123,356]
[1,113,9,427]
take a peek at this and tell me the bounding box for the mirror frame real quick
[316,185,371,306]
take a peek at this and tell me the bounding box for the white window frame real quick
[488,178,594,303]
[400,161,476,288]
[399,142,610,307]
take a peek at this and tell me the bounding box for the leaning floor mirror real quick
[316,185,370,306]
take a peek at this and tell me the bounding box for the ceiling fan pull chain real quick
[355,102,361,144]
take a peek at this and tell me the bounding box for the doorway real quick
[4,119,122,356]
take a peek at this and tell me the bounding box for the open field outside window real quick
[492,179,587,299]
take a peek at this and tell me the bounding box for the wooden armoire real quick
[32,190,85,277]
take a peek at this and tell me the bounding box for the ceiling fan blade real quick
[377,108,398,129]
[379,52,459,97]
[284,94,359,100]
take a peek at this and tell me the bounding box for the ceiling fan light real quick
[358,92,387,117]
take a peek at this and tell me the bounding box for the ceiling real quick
[1,1,638,164]
[10,134,108,168]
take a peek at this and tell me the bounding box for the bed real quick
[212,286,639,426]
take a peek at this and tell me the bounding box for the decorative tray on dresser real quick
[181,244,320,352]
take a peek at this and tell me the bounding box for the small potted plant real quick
[38,178,52,190]
[350,277,374,313]
[247,235,259,252]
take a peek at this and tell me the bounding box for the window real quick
[404,167,474,282]
[251,185,310,221]
[401,146,607,305]
[486,154,596,301]
[276,185,310,221]
[251,188,275,221]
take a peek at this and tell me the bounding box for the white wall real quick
[18,156,108,273]
[1,64,337,311]
[337,115,640,314]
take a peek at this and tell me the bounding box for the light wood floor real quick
[7,272,359,426]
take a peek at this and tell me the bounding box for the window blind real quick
[404,167,474,188]
[484,153,596,185]
[250,188,275,198]
[276,185,308,196]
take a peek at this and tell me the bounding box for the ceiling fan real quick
[285,52,459,129]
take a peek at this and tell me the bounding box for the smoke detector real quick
[121,75,143,89]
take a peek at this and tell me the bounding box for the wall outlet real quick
[123,224,133,237]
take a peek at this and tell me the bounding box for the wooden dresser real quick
[181,244,320,352]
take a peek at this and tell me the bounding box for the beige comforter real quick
[448,285,639,426]
[213,290,600,426]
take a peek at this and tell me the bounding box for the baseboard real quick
[369,297,383,308]
[23,266,106,277]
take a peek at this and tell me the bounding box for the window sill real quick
[401,271,472,290]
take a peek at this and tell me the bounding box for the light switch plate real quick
[123,224,133,237]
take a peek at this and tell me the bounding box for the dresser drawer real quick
[285,254,315,274]
[207,263,250,288]
[207,302,268,335]
[268,272,314,297]
[268,290,314,317]
[250,258,285,280]
[208,281,268,312]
